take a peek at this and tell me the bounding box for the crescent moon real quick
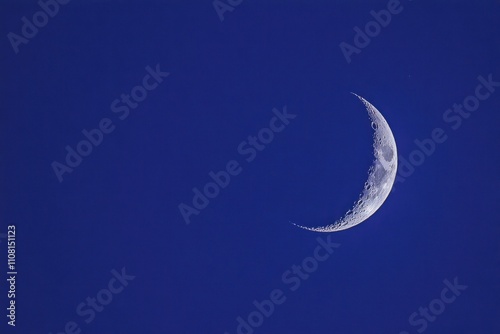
[293,93,398,232]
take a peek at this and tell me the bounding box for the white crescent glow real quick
[293,93,398,232]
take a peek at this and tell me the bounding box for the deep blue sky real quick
[1,1,500,333]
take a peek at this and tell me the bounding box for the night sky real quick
[1,0,500,333]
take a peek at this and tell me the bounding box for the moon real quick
[293,93,398,232]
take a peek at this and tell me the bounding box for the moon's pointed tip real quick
[351,92,367,103]
[289,220,304,229]
[290,220,330,233]
[290,220,307,229]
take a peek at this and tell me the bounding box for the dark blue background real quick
[1,0,500,333]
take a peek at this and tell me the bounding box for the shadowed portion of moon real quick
[293,93,398,233]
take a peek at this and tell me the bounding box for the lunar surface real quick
[293,93,398,232]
